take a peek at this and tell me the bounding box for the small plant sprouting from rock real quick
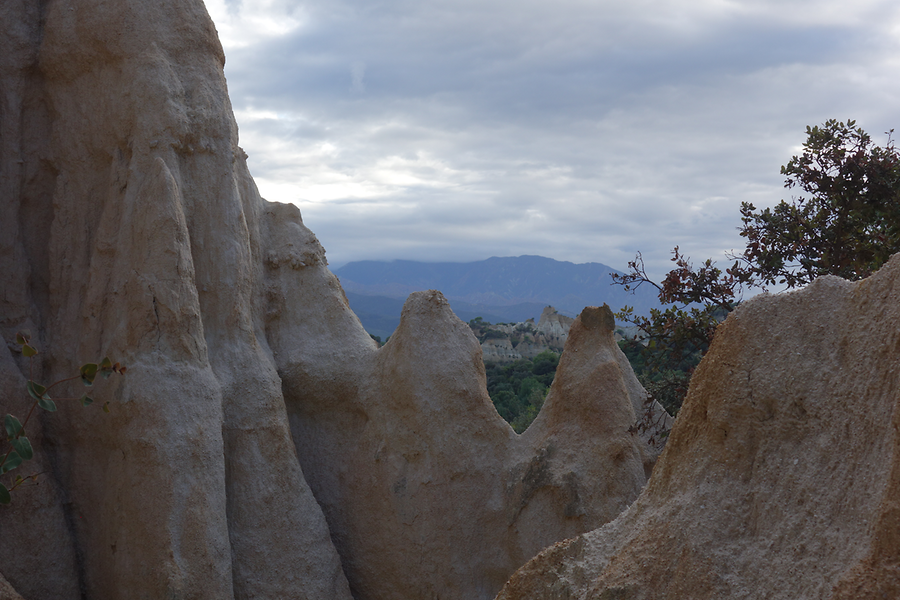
[1,331,125,504]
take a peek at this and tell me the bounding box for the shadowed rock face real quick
[0,2,667,599]
[497,255,900,600]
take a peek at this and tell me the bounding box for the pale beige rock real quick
[497,254,900,600]
[482,337,522,362]
[0,2,85,597]
[533,306,574,349]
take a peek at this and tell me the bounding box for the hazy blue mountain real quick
[335,256,661,338]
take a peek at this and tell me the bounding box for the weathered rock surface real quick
[532,306,574,349]
[482,337,524,362]
[497,254,900,600]
[0,1,667,599]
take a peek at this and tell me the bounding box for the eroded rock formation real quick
[0,1,667,599]
[497,255,900,599]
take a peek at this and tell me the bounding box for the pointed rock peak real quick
[534,305,635,434]
[386,289,482,361]
[537,306,574,330]
[530,302,670,472]
[376,288,502,429]
[401,289,453,318]
[387,289,482,347]
[557,305,618,359]
[576,304,616,334]
[263,201,326,271]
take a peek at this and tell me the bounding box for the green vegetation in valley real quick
[617,337,703,417]
[484,349,560,433]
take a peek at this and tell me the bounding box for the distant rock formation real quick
[477,306,575,363]
[497,254,900,599]
[0,2,669,599]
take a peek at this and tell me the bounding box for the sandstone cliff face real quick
[0,2,666,599]
[497,254,900,600]
[532,306,573,349]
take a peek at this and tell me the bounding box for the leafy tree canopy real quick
[737,119,900,287]
[614,119,900,415]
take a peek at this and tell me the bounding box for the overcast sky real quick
[205,0,900,282]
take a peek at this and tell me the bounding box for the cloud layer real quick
[206,0,900,281]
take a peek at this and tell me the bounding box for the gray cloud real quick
[208,0,900,281]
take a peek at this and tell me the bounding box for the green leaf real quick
[1,451,22,474]
[37,397,57,412]
[15,331,29,346]
[12,437,33,461]
[4,415,23,440]
[0,483,9,504]
[26,381,47,401]
[21,344,37,358]
[80,394,94,407]
[102,402,110,414]
[80,363,99,386]
[26,381,55,411]
[100,357,113,379]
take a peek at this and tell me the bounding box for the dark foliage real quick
[613,248,738,416]
[485,350,560,433]
[736,119,900,287]
[614,120,900,416]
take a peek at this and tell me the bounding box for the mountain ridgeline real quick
[334,255,661,338]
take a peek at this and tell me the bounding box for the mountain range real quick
[333,255,661,339]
